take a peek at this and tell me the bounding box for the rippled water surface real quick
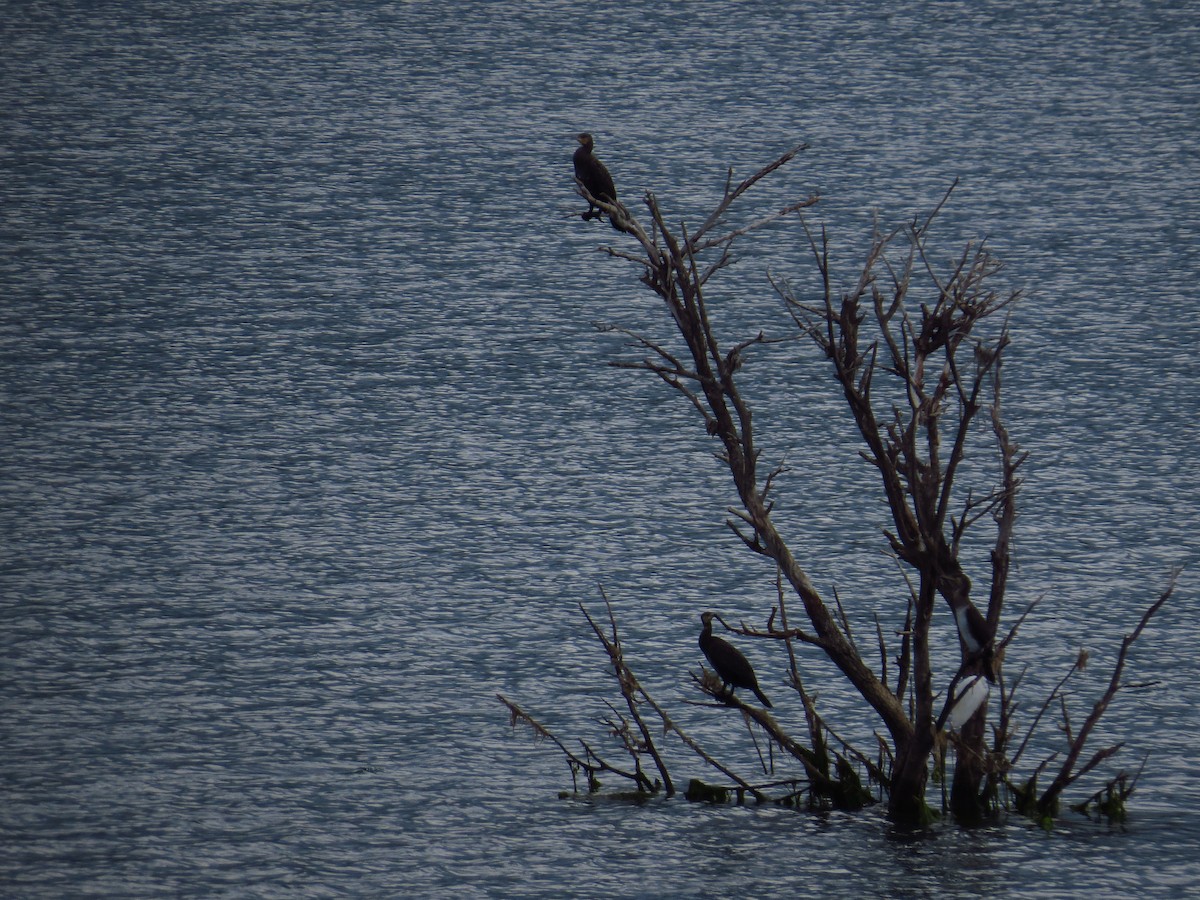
[3,0,1199,896]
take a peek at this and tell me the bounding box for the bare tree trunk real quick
[890,578,936,822]
[950,708,989,823]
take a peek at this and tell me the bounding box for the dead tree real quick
[593,146,1020,821]
[776,185,1022,821]
[503,145,1173,825]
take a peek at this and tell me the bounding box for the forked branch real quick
[1033,571,1179,816]
[580,592,675,796]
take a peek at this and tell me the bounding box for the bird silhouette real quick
[698,611,772,708]
[572,133,632,233]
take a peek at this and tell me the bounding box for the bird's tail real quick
[608,200,638,235]
[754,686,773,709]
[609,214,636,235]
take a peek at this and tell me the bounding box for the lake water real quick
[2,0,1199,896]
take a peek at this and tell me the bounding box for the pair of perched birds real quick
[697,603,996,713]
[572,132,634,234]
[574,136,764,703]
[573,136,764,701]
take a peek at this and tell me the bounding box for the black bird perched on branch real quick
[698,611,773,708]
[572,132,630,233]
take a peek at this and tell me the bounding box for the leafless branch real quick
[689,142,811,247]
[1034,571,1179,815]
[580,592,675,795]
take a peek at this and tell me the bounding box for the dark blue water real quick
[3,0,1199,896]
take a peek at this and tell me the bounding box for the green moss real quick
[685,778,730,804]
[833,757,875,810]
[1010,777,1038,817]
[1072,783,1129,823]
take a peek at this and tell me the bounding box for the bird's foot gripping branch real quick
[502,140,1177,826]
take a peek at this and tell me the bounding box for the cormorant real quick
[950,598,997,683]
[572,133,628,232]
[698,611,773,708]
[944,673,991,731]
